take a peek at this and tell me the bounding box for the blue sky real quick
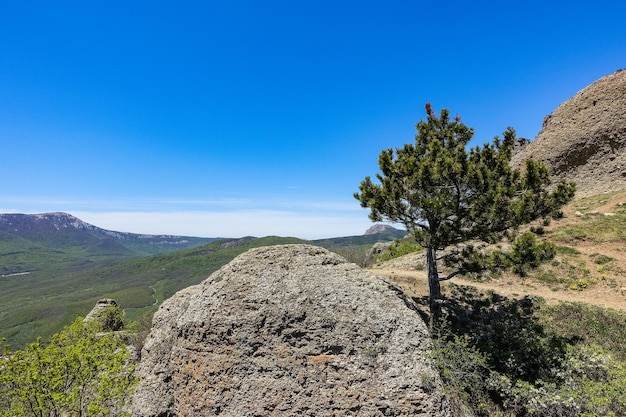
[1,1,625,239]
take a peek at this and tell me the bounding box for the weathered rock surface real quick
[133,244,450,417]
[512,69,626,195]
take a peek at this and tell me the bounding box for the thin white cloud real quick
[0,195,361,213]
[70,210,375,240]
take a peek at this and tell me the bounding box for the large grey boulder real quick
[133,244,450,416]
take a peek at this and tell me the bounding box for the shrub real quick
[429,289,626,416]
[594,254,614,265]
[429,323,494,416]
[375,238,422,262]
[510,232,555,276]
[100,305,125,331]
[0,318,138,417]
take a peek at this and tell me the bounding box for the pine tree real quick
[355,104,575,318]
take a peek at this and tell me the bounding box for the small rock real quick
[84,299,123,331]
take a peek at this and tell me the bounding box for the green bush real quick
[445,233,556,278]
[490,345,626,417]
[429,325,494,416]
[510,232,556,276]
[594,254,614,265]
[0,318,137,417]
[429,288,626,416]
[376,238,422,262]
[97,305,125,331]
[542,302,626,361]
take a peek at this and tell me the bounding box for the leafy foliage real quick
[429,327,493,415]
[0,318,137,417]
[543,302,626,361]
[509,232,556,276]
[97,305,126,332]
[375,238,423,262]
[427,287,626,416]
[444,232,556,278]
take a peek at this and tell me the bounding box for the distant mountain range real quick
[0,212,219,276]
[0,212,405,349]
[0,212,218,251]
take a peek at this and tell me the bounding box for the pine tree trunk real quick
[426,247,442,320]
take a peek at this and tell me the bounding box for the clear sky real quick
[1,1,625,239]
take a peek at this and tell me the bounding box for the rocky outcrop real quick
[84,298,123,331]
[133,244,450,416]
[512,69,626,195]
[364,224,399,235]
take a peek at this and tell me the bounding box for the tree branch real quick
[437,270,462,282]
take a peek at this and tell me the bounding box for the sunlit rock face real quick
[512,69,626,196]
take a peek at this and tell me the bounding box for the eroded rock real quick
[512,69,626,195]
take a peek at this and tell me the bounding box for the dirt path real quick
[368,191,626,312]
[369,267,626,311]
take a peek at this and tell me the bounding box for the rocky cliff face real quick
[512,69,626,195]
[133,244,450,417]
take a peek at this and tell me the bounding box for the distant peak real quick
[364,224,399,235]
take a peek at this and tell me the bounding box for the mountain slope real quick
[0,212,218,275]
[0,217,404,350]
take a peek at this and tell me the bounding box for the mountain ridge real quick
[0,212,218,246]
[0,212,220,276]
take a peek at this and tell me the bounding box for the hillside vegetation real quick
[0,236,302,349]
[0,229,401,350]
[371,190,626,416]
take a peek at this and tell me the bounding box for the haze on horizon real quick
[2,1,625,239]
